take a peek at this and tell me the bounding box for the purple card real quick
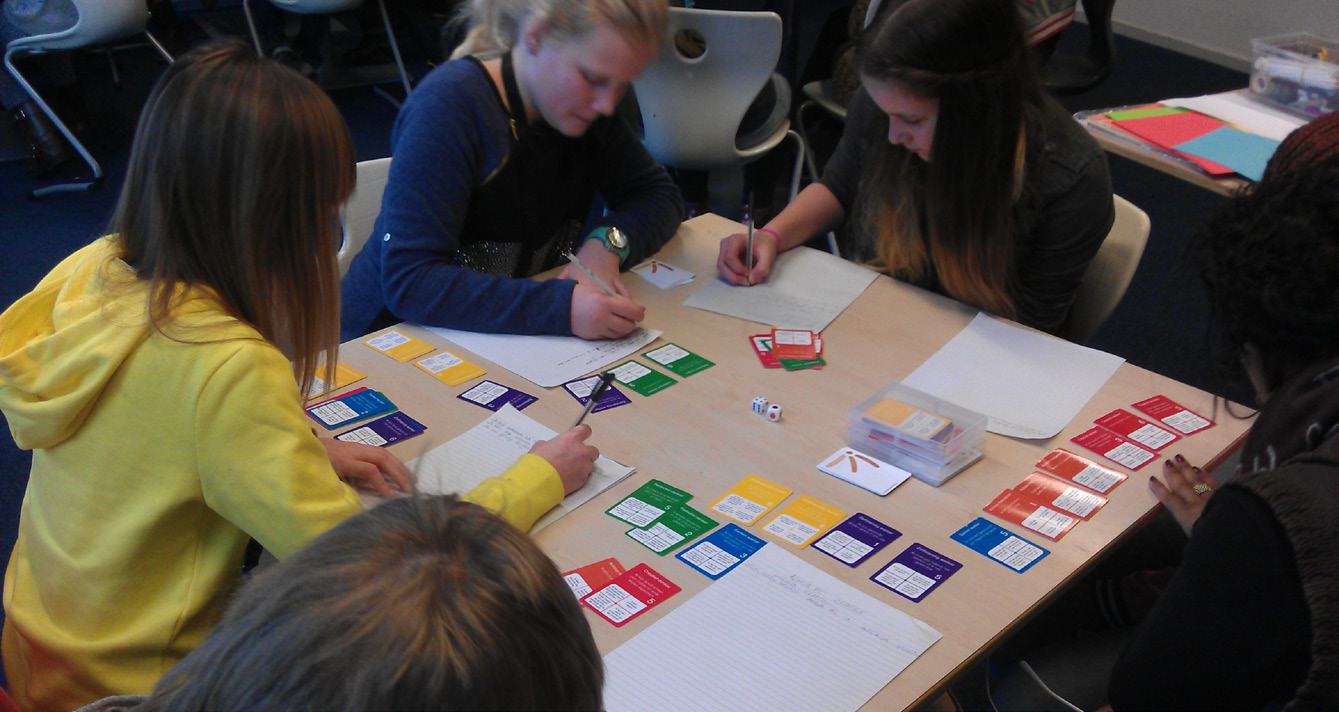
[871,543,962,602]
[810,513,901,567]
[562,375,631,413]
[456,380,537,412]
[335,411,425,447]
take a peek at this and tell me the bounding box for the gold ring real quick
[1193,483,1212,495]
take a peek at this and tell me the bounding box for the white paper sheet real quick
[683,246,879,333]
[371,405,634,532]
[422,325,662,388]
[902,314,1124,439]
[603,544,941,712]
[1164,90,1307,142]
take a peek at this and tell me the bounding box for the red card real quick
[1095,409,1180,451]
[749,334,782,368]
[1015,472,1108,520]
[1071,427,1157,471]
[1035,448,1128,493]
[1132,395,1215,436]
[769,328,818,360]
[984,490,1078,541]
[581,563,680,627]
[562,558,626,599]
[305,385,370,408]
[1111,112,1235,175]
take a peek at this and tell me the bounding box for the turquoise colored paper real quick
[1173,126,1280,181]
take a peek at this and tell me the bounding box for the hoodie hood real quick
[0,237,249,450]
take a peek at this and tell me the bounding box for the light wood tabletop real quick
[331,213,1253,710]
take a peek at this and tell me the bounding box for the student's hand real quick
[529,425,599,495]
[716,228,778,286]
[320,437,417,498]
[560,240,634,298]
[1149,454,1220,535]
[570,282,645,340]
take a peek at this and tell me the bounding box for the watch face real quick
[607,228,628,250]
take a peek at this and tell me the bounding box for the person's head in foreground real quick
[135,496,605,711]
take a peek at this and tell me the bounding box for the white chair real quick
[1068,195,1151,343]
[4,0,172,199]
[632,8,808,231]
[242,0,412,100]
[338,156,391,277]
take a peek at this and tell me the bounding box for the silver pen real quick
[571,372,615,429]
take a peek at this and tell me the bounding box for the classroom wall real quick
[1099,1,1339,71]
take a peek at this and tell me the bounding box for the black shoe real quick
[12,102,75,178]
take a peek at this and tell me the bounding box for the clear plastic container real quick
[846,382,986,487]
[1250,33,1339,118]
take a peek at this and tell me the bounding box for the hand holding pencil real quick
[562,245,645,340]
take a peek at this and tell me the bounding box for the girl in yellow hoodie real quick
[0,40,598,712]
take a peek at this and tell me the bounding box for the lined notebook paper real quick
[423,326,662,388]
[366,405,633,532]
[603,544,942,712]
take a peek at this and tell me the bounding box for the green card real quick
[607,360,676,396]
[627,504,718,555]
[1106,106,1186,121]
[641,343,714,377]
[762,340,826,371]
[606,479,693,527]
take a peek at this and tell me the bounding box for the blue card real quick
[675,523,766,579]
[951,517,1049,573]
[335,411,425,447]
[562,375,632,413]
[305,388,396,429]
[811,513,901,567]
[871,543,961,602]
[1174,126,1280,182]
[456,380,537,412]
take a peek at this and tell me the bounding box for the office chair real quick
[242,0,412,100]
[339,156,392,277]
[1040,0,1117,95]
[1068,194,1150,343]
[632,8,807,232]
[4,0,173,199]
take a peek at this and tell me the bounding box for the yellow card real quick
[415,350,486,386]
[761,495,846,547]
[305,362,366,399]
[709,475,793,526]
[363,329,435,362]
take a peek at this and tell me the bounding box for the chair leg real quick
[786,129,805,201]
[376,0,413,97]
[242,0,265,57]
[5,48,104,198]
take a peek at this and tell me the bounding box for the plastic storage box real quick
[846,382,986,487]
[1250,33,1339,118]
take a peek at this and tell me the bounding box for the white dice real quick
[752,396,768,414]
[766,404,782,422]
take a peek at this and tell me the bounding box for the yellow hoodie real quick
[0,239,563,712]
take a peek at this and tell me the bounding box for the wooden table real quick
[332,213,1251,710]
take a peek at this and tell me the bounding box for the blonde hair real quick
[451,0,668,60]
[110,40,355,397]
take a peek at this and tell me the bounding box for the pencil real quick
[564,251,617,297]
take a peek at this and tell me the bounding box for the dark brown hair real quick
[110,39,355,395]
[136,496,605,710]
[854,0,1055,319]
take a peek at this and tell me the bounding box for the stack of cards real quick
[580,563,681,627]
[630,259,694,289]
[304,362,366,399]
[983,490,1077,541]
[709,475,792,526]
[305,387,396,430]
[562,558,626,599]
[816,447,913,495]
[363,329,434,362]
[1132,395,1215,436]
[754,330,826,371]
[1071,407,1185,471]
[607,480,718,555]
[334,411,426,447]
[415,350,486,386]
[606,361,676,396]
[641,343,714,377]
[1036,449,1127,494]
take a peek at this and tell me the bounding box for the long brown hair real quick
[855,0,1053,319]
[136,496,606,710]
[110,39,355,395]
